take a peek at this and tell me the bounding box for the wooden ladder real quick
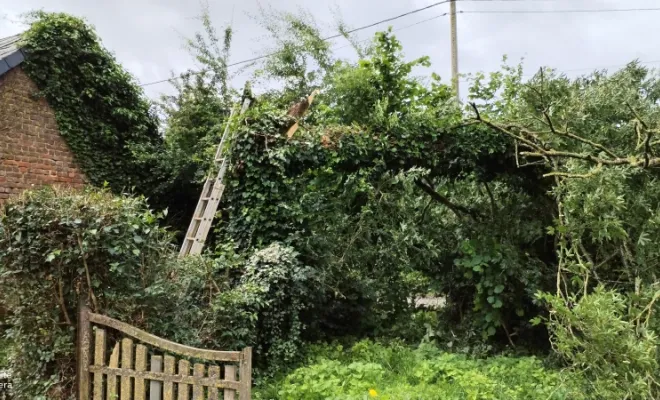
[179,99,251,257]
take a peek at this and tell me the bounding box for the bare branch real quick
[469,103,545,153]
[644,128,654,168]
[483,181,497,218]
[541,111,620,158]
[543,163,602,179]
[514,140,520,168]
[521,150,660,168]
[470,102,481,121]
[415,179,481,222]
[636,122,644,150]
[543,111,557,134]
[627,102,649,129]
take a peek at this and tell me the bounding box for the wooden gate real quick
[76,302,252,400]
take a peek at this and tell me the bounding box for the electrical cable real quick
[140,0,452,86]
[140,2,660,87]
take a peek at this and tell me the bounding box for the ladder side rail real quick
[188,179,225,255]
[182,98,252,257]
[179,178,213,257]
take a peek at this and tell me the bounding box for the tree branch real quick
[542,163,602,179]
[415,179,481,222]
[483,181,497,218]
[627,102,648,129]
[470,102,660,171]
[542,111,620,158]
[77,234,99,312]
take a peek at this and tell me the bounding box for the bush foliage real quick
[257,340,587,400]
[0,187,175,398]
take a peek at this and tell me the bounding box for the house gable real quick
[0,64,86,203]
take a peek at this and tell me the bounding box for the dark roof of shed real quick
[0,34,25,78]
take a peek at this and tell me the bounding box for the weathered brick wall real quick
[0,66,86,204]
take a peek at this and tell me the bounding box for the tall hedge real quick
[0,187,175,399]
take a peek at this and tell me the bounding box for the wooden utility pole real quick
[450,0,459,99]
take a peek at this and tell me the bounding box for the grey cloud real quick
[0,0,659,101]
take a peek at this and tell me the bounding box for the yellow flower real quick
[368,388,378,397]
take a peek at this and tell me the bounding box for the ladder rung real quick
[185,237,197,241]
[193,217,202,221]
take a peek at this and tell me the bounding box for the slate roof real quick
[0,34,25,77]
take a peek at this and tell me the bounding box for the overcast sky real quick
[1,0,658,101]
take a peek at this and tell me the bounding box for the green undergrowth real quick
[255,340,587,400]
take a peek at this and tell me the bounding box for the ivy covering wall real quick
[20,12,163,195]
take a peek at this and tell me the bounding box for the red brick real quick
[0,67,87,204]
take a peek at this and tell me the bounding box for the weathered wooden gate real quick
[76,302,252,400]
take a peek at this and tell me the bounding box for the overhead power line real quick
[461,7,660,14]
[140,2,660,88]
[140,0,452,87]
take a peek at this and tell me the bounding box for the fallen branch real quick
[470,102,660,170]
[542,163,602,179]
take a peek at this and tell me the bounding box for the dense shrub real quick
[0,187,175,399]
[256,340,587,400]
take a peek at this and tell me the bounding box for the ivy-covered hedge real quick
[0,187,175,399]
[0,186,327,396]
[20,12,163,194]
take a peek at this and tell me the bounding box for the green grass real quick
[256,340,587,400]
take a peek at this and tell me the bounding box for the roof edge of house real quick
[0,34,26,78]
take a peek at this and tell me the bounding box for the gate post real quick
[239,347,252,400]
[76,297,91,400]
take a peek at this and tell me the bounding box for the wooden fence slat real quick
[150,355,163,400]
[88,366,240,390]
[208,366,220,400]
[163,355,175,400]
[239,348,252,400]
[223,365,237,400]
[134,344,147,400]
[193,363,205,400]
[121,338,134,399]
[107,342,120,400]
[178,359,191,400]
[77,299,92,400]
[92,328,106,400]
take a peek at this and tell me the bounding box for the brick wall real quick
[0,66,86,204]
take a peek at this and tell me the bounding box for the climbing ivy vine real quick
[20,12,162,194]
